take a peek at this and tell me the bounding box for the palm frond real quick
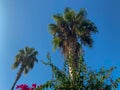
[12,61,20,69]
[80,35,93,48]
[80,19,98,33]
[53,14,63,22]
[76,8,87,21]
[64,7,75,22]
[49,24,59,35]
[26,47,35,55]
[52,37,61,51]
[23,67,29,75]
[32,51,38,56]
[85,20,98,33]
[19,49,25,55]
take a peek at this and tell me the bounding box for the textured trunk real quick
[11,65,25,90]
[68,64,73,79]
[67,37,79,80]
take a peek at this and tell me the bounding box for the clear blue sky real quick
[0,0,120,90]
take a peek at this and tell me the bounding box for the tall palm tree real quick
[49,8,98,79]
[11,46,38,90]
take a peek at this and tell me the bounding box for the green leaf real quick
[52,37,61,51]
[53,14,63,22]
[64,7,75,22]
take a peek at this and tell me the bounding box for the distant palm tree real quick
[49,8,98,79]
[11,46,38,90]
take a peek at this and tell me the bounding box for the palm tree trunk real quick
[11,65,25,90]
[68,40,78,80]
[68,51,77,80]
[68,61,74,80]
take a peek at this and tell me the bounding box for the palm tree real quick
[11,46,38,90]
[49,8,98,79]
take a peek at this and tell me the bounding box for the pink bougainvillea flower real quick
[32,84,36,88]
[16,84,29,90]
[16,83,39,90]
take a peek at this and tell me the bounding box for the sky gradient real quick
[0,0,120,90]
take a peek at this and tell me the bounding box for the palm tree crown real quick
[49,7,97,57]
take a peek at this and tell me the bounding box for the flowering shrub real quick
[16,84,38,90]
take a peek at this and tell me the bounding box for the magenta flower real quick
[16,84,29,90]
[16,83,38,90]
[32,84,36,88]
